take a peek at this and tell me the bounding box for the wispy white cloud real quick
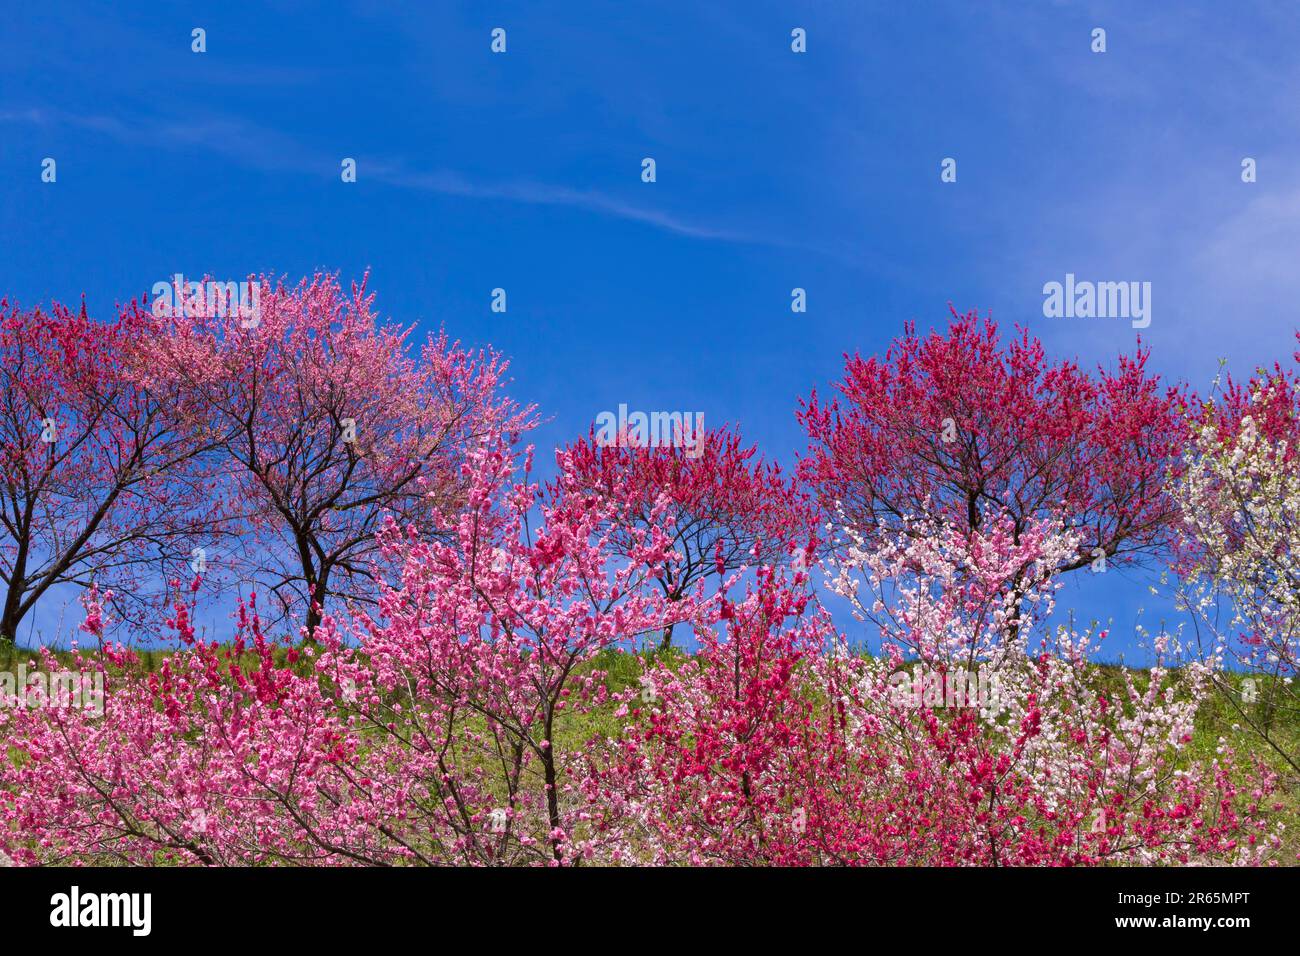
[360,161,758,242]
[0,106,769,245]
[1198,183,1300,292]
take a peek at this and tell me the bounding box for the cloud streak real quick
[361,162,757,242]
[1,106,764,245]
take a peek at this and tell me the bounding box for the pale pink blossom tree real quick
[141,273,532,636]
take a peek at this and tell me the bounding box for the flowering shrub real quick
[616,518,1282,866]
[0,443,703,866]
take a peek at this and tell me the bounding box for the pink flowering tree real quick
[141,273,532,636]
[305,439,707,865]
[560,425,816,648]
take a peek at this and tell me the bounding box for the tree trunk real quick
[0,587,23,646]
[541,707,564,864]
[658,589,683,651]
[659,620,675,652]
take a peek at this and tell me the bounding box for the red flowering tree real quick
[798,310,1187,583]
[560,425,816,648]
[0,299,220,643]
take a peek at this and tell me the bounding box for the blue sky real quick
[3,1,1299,660]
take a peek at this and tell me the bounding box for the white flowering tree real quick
[1177,377,1300,776]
